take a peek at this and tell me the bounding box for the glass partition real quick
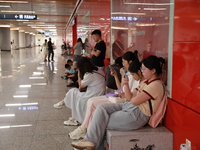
[111,0,174,96]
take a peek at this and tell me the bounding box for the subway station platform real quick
[0,47,76,150]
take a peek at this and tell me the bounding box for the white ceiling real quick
[0,0,78,36]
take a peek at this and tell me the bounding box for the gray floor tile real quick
[0,48,75,150]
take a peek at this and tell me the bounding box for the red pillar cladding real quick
[164,0,200,149]
[72,16,77,56]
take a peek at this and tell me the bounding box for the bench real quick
[106,126,173,150]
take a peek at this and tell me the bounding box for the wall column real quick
[10,29,19,50]
[25,33,31,47]
[0,27,11,51]
[19,31,26,48]
[72,16,77,56]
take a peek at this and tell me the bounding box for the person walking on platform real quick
[48,38,54,62]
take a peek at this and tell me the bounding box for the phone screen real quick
[122,69,128,79]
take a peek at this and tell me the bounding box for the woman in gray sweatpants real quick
[85,102,149,149]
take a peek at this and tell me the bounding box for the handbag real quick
[148,83,167,128]
[106,91,119,98]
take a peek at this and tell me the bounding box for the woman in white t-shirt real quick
[53,57,106,125]
[71,55,165,150]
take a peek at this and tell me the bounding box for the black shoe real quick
[67,83,75,87]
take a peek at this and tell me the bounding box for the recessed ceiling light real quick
[0,5,10,7]
[28,24,55,27]
[0,25,10,27]
[123,2,173,5]
[1,10,35,13]
[111,12,146,15]
[0,1,28,3]
[10,28,19,30]
[144,8,167,11]
[31,27,56,29]
[17,19,29,21]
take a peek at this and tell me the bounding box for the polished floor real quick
[0,47,77,150]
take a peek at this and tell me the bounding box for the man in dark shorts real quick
[89,30,106,70]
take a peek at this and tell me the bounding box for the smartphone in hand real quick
[109,65,116,74]
[122,69,128,79]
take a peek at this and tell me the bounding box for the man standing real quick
[89,30,106,70]
[48,38,54,62]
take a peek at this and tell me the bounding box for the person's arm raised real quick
[110,68,121,89]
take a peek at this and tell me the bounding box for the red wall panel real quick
[174,0,200,42]
[165,0,200,149]
[172,42,200,113]
[165,99,200,150]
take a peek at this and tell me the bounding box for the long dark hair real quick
[122,50,138,63]
[77,38,83,49]
[128,60,141,74]
[77,38,83,43]
[77,57,98,79]
[142,55,165,75]
[115,57,123,67]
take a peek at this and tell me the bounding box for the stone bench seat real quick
[106,126,173,150]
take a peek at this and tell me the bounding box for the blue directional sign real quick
[0,14,37,20]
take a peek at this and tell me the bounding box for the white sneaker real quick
[64,118,79,126]
[71,140,94,150]
[69,126,86,140]
[53,100,65,109]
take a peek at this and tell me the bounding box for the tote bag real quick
[148,83,168,128]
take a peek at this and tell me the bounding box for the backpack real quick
[148,83,168,128]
